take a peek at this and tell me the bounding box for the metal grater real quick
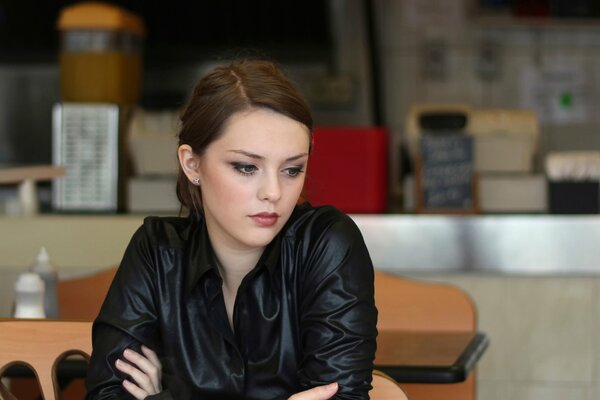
[52,103,119,211]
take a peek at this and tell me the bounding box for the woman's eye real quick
[284,167,304,177]
[232,163,258,175]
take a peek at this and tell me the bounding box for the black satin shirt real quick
[85,204,378,400]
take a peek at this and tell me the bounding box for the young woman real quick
[85,59,377,400]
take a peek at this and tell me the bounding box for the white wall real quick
[420,273,600,400]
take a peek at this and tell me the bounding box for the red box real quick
[304,126,388,213]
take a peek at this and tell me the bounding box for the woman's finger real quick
[288,382,338,400]
[115,357,154,395]
[140,345,162,391]
[122,379,147,400]
[141,345,163,374]
[122,348,161,393]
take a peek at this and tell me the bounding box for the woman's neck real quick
[211,241,264,291]
[218,250,261,286]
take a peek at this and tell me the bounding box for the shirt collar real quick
[183,214,219,299]
[259,234,281,274]
[183,214,282,299]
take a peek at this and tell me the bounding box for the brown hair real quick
[176,59,313,214]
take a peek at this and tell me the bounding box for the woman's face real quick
[195,108,310,252]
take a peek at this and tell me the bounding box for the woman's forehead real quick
[214,108,310,150]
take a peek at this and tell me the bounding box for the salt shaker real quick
[31,246,60,318]
[13,272,46,318]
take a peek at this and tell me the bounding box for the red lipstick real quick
[250,212,279,227]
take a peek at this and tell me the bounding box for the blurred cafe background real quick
[2,0,600,399]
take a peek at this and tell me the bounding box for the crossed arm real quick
[115,346,339,400]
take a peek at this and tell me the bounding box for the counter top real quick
[1,214,599,275]
[351,214,600,275]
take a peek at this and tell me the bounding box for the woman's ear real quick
[178,144,201,183]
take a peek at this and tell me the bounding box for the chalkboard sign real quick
[416,134,479,213]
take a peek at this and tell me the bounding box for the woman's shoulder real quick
[285,203,363,243]
[136,214,200,249]
[284,203,372,280]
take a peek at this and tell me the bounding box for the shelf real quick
[475,14,600,30]
[0,165,65,185]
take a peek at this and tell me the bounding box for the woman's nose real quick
[258,172,281,202]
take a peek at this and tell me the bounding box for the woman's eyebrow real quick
[228,150,308,162]
[228,150,263,160]
[285,153,309,162]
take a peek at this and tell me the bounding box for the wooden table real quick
[375,330,489,383]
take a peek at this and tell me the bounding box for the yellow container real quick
[57,2,144,104]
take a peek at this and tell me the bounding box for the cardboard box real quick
[404,174,547,213]
[474,134,536,173]
[127,177,179,213]
[405,105,539,174]
[127,110,179,176]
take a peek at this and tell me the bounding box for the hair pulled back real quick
[176,59,313,214]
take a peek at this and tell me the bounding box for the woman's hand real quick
[288,382,338,400]
[115,345,162,399]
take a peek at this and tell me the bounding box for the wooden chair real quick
[374,270,477,400]
[7,267,117,400]
[0,320,92,400]
[371,370,409,400]
[57,267,117,321]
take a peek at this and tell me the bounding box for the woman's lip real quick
[250,212,279,227]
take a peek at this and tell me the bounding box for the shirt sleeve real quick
[297,212,378,400]
[85,223,163,400]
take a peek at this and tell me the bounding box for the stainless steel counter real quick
[350,214,600,275]
[1,214,598,276]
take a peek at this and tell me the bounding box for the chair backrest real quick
[374,270,477,400]
[5,269,115,400]
[58,267,117,320]
[0,319,92,400]
[371,370,409,400]
[374,270,476,332]
[37,268,115,400]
